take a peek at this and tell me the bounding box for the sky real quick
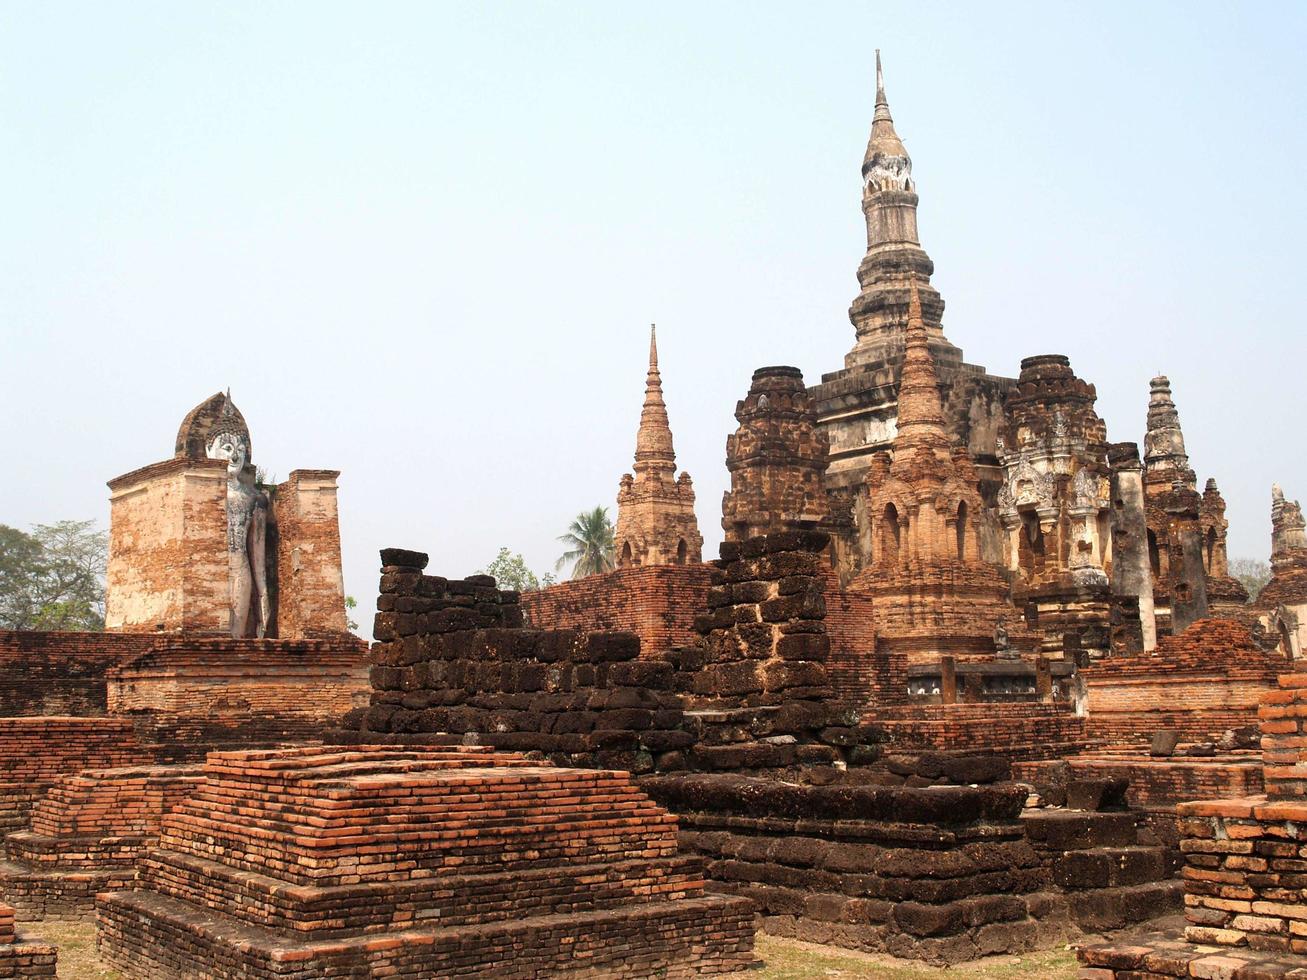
[2,2,1305,632]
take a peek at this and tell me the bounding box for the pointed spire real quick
[865,50,908,172]
[892,283,948,445]
[1143,375,1194,486]
[633,323,677,477]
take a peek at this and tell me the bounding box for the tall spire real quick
[864,50,908,176]
[892,283,948,443]
[875,49,887,113]
[634,323,676,477]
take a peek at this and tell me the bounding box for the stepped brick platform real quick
[97,745,756,978]
[0,718,153,834]
[1082,620,1280,745]
[0,764,203,919]
[644,772,1071,965]
[0,903,55,977]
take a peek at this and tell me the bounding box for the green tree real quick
[344,595,359,633]
[554,507,616,580]
[0,520,108,631]
[1230,558,1272,602]
[480,547,555,593]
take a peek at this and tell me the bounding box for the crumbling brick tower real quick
[1254,484,1307,657]
[614,325,704,567]
[721,366,830,543]
[1142,375,1244,634]
[806,51,1013,580]
[853,284,1025,668]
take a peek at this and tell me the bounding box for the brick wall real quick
[108,636,369,751]
[1013,756,1263,811]
[0,631,154,716]
[520,563,712,656]
[105,457,230,633]
[1171,673,1307,951]
[349,551,690,773]
[1083,619,1279,744]
[876,703,1087,761]
[271,469,348,638]
[0,718,153,833]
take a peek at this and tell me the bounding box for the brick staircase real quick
[1024,806,1183,932]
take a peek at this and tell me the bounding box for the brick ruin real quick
[614,326,704,568]
[96,746,756,978]
[106,390,348,639]
[1078,674,1307,977]
[0,47,1301,980]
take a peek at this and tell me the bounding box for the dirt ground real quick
[26,918,1081,979]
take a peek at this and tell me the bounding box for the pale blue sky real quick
[2,2,1304,617]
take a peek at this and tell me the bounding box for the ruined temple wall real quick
[271,469,348,638]
[1082,620,1279,744]
[875,703,1086,760]
[520,564,713,657]
[0,631,155,716]
[107,636,369,750]
[105,458,229,634]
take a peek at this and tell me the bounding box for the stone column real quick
[1108,443,1157,651]
[1164,482,1209,634]
[939,657,957,705]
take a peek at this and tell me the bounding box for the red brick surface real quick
[1083,620,1279,744]
[521,563,712,656]
[96,745,757,978]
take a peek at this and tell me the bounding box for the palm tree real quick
[555,506,616,579]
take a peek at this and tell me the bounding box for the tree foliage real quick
[480,548,555,593]
[0,520,109,631]
[555,507,616,580]
[1230,558,1272,602]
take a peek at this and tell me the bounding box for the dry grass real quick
[17,918,118,980]
[737,934,1080,979]
[22,917,1080,978]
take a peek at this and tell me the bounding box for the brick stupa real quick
[614,326,704,567]
[96,745,755,977]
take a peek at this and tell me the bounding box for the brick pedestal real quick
[96,745,756,978]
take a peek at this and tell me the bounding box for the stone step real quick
[1065,878,1184,933]
[97,887,757,979]
[1052,846,1175,890]
[0,860,135,921]
[1022,811,1139,850]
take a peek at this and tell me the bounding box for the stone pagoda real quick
[853,284,1029,667]
[614,326,703,566]
[1141,375,1244,634]
[807,51,1012,581]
